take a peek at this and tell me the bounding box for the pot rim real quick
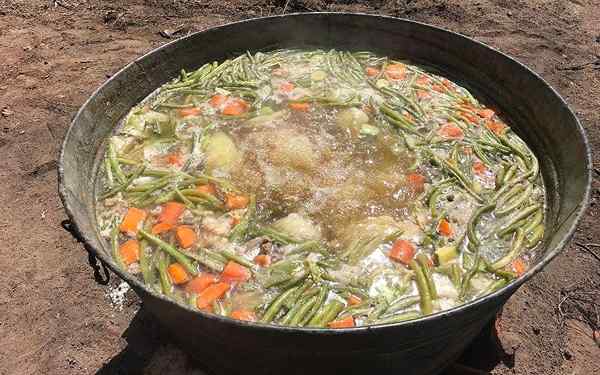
[58,12,592,334]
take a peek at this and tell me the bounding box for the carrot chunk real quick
[279,81,295,93]
[253,254,271,267]
[389,239,416,265]
[209,94,228,108]
[221,261,250,283]
[365,67,380,77]
[437,219,453,237]
[222,98,250,116]
[230,309,257,322]
[225,193,249,210]
[416,90,432,100]
[158,202,186,225]
[385,63,407,81]
[167,263,190,285]
[119,239,140,265]
[438,123,464,140]
[176,225,197,249]
[178,107,202,117]
[165,153,183,166]
[288,102,310,112]
[196,184,217,196]
[119,207,147,236]
[478,108,495,119]
[416,75,431,86]
[407,173,426,193]
[185,273,218,294]
[486,121,506,135]
[347,294,362,306]
[511,259,527,276]
[328,315,355,328]
[196,282,230,309]
[151,222,174,235]
[472,161,488,175]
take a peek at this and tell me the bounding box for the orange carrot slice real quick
[151,222,174,235]
[478,108,495,120]
[486,121,506,135]
[472,161,487,175]
[196,184,216,196]
[165,153,183,166]
[385,63,407,81]
[158,202,185,225]
[288,102,310,112]
[196,282,230,309]
[416,75,431,86]
[511,259,527,276]
[185,273,218,294]
[347,294,362,306]
[365,67,380,77]
[279,81,295,93]
[221,261,250,283]
[176,225,197,249]
[438,123,464,140]
[437,219,453,237]
[253,254,271,267]
[225,193,249,210]
[222,98,249,116]
[119,207,146,236]
[230,309,257,322]
[178,107,202,117]
[209,94,228,108]
[119,239,140,265]
[389,239,416,265]
[167,263,190,285]
[328,315,355,328]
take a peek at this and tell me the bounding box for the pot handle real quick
[61,219,111,285]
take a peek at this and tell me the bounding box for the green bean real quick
[497,204,540,237]
[157,252,172,297]
[385,296,421,315]
[288,296,318,326]
[174,186,194,207]
[219,249,254,268]
[184,250,225,273]
[409,260,433,315]
[261,286,300,323]
[502,164,517,185]
[100,165,146,200]
[477,278,508,298]
[104,155,114,188]
[427,178,455,217]
[308,299,345,327]
[496,185,533,217]
[280,295,309,325]
[301,287,329,326]
[228,195,256,243]
[467,203,496,247]
[416,254,438,299]
[278,271,307,290]
[490,228,526,270]
[459,254,481,300]
[523,209,544,234]
[107,141,127,184]
[526,224,544,248]
[374,310,421,324]
[254,226,299,245]
[433,155,483,202]
[138,229,198,276]
[139,222,156,285]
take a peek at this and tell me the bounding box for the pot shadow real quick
[95,307,513,375]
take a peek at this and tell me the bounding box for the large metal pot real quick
[58,13,591,375]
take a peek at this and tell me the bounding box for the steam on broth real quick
[96,49,545,327]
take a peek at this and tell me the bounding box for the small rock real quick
[1,108,13,117]
[23,45,33,51]
[507,10,513,17]
[532,327,540,334]
[563,350,573,360]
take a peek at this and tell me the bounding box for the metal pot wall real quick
[58,13,591,375]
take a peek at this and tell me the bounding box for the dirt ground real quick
[0,1,598,374]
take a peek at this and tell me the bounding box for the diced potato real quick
[336,107,369,129]
[270,132,318,170]
[435,245,458,265]
[271,213,322,242]
[203,131,241,173]
[311,70,327,81]
[339,216,399,248]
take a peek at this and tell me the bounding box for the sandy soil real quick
[0,1,598,374]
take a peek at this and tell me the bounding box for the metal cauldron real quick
[58,13,591,375]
